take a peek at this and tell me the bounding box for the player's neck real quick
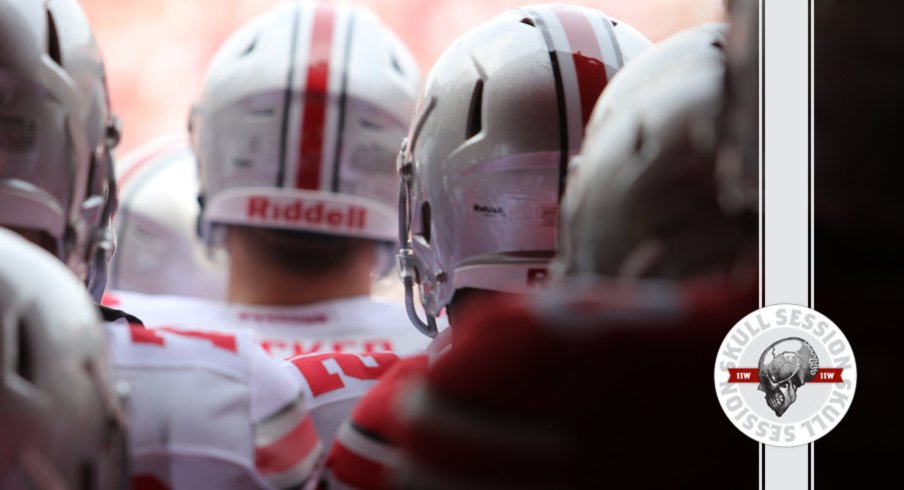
[226,244,373,307]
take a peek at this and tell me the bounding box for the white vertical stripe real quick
[319,3,351,191]
[583,11,620,81]
[531,8,583,153]
[762,0,811,489]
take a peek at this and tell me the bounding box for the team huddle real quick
[1,0,763,488]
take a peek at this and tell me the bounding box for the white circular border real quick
[713,304,857,447]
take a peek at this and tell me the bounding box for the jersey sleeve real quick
[320,355,428,490]
[248,340,324,489]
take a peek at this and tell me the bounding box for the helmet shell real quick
[400,4,651,316]
[191,0,420,246]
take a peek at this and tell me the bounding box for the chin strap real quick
[86,222,115,303]
[86,137,120,303]
[398,247,438,338]
[396,145,438,338]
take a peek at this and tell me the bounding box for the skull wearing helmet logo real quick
[757,338,820,417]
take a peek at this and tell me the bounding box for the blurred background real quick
[81,0,724,153]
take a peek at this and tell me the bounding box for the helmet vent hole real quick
[611,20,619,27]
[420,202,431,243]
[390,53,403,74]
[242,36,258,57]
[250,107,276,116]
[520,17,535,27]
[711,40,724,50]
[634,127,645,155]
[46,10,63,66]
[360,119,382,130]
[466,80,484,139]
[16,321,33,383]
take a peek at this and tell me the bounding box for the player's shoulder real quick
[106,323,257,378]
[109,322,302,418]
[102,289,222,326]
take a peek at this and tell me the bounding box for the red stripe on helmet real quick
[295,3,337,190]
[552,7,607,130]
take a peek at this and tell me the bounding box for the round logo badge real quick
[714,304,856,447]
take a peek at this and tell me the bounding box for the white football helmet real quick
[396,4,651,336]
[107,136,227,300]
[0,0,121,302]
[0,228,128,489]
[558,24,745,279]
[190,0,420,254]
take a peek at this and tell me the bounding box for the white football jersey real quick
[105,323,322,489]
[103,290,432,359]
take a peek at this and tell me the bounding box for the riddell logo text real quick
[247,196,367,229]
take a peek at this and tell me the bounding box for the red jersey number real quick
[128,326,238,353]
[290,352,399,397]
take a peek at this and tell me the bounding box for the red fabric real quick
[288,352,400,396]
[101,292,121,307]
[129,325,165,346]
[130,474,170,490]
[348,355,428,443]
[128,326,238,353]
[255,415,319,474]
[325,441,390,490]
[403,277,759,488]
